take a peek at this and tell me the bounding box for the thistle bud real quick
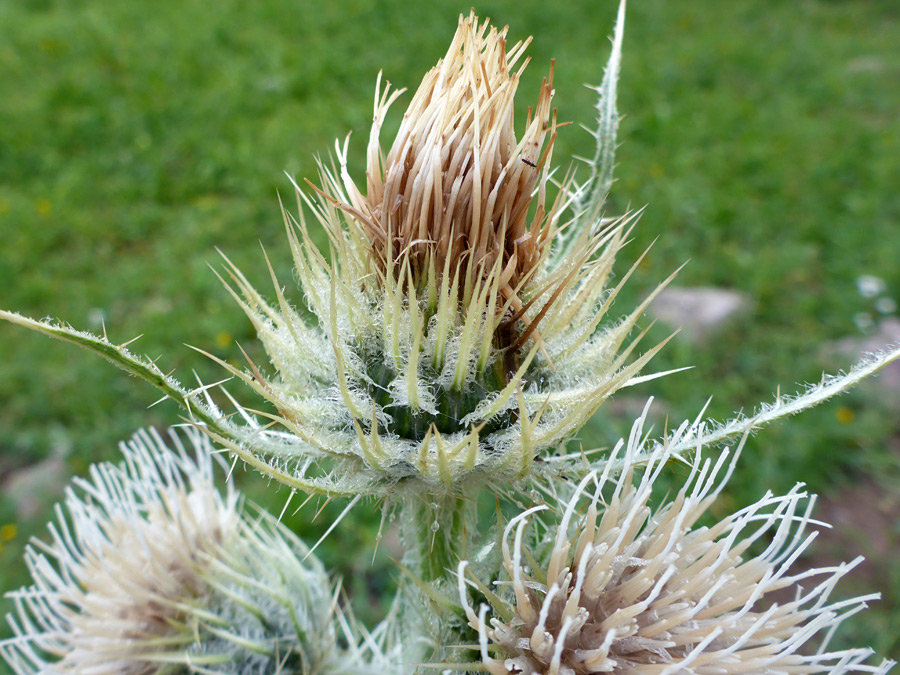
[213,8,667,498]
[0,428,387,674]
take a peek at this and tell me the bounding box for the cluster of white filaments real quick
[202,8,673,499]
[459,407,894,675]
[0,428,386,675]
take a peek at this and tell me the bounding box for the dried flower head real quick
[458,406,894,675]
[202,4,671,498]
[331,12,558,337]
[0,428,381,675]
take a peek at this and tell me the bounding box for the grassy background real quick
[1,0,898,666]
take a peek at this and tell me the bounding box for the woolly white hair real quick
[459,404,895,675]
[0,427,398,675]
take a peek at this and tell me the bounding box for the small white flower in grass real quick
[856,275,886,299]
[874,296,896,315]
[0,427,389,675]
[458,406,895,675]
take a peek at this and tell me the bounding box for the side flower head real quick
[0,428,388,675]
[458,405,895,675]
[208,5,672,498]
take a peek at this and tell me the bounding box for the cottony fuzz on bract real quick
[458,407,894,675]
[208,9,672,498]
[0,428,396,675]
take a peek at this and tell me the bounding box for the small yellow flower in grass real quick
[34,199,51,217]
[458,406,894,675]
[0,524,17,542]
[0,428,394,675]
[206,4,673,498]
[836,406,855,424]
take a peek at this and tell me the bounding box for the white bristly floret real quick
[0,427,402,675]
[458,405,895,675]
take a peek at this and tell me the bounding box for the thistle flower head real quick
[0,428,382,674]
[209,7,670,498]
[458,406,894,675]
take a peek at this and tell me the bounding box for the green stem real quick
[403,493,473,585]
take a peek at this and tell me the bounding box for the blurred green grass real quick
[1,0,898,666]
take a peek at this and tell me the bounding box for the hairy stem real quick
[402,493,474,585]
